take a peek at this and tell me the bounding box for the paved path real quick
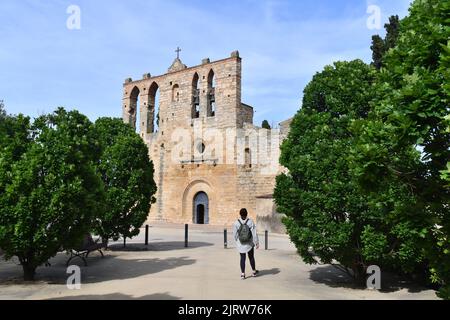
[0,224,439,300]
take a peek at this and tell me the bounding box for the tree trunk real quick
[22,264,37,281]
[352,263,367,287]
[102,237,109,250]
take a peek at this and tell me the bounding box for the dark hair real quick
[239,208,248,219]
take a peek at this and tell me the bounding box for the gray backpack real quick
[238,219,252,244]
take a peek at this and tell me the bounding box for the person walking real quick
[233,208,259,280]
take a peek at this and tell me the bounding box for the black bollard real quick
[145,224,149,246]
[185,224,188,248]
[224,229,228,249]
[265,230,268,250]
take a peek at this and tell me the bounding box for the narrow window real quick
[130,86,140,132]
[172,84,180,102]
[147,82,160,133]
[194,105,200,118]
[192,73,200,119]
[210,101,216,117]
[207,69,216,117]
[245,148,251,167]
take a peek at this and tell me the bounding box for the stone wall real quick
[122,51,290,227]
[255,196,286,234]
[239,103,254,126]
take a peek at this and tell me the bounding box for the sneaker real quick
[252,270,259,277]
[241,273,246,280]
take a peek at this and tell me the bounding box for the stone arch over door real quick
[182,179,216,224]
[193,192,209,224]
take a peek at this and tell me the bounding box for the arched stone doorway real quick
[193,192,209,224]
[182,179,215,224]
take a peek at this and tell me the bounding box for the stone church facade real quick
[122,51,291,228]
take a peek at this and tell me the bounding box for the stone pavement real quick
[0,224,439,300]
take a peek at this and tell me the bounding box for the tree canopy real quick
[274,60,378,282]
[0,100,6,119]
[262,120,271,130]
[353,0,450,298]
[276,0,449,298]
[370,15,400,70]
[0,108,105,280]
[94,118,156,242]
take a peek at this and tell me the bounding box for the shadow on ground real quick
[257,268,280,277]
[0,254,196,285]
[49,292,180,300]
[108,241,214,252]
[148,241,214,251]
[309,265,431,293]
[107,243,150,251]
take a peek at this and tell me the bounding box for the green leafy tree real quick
[441,115,450,186]
[0,108,104,280]
[371,35,385,70]
[353,0,450,298]
[94,118,156,243]
[261,120,271,129]
[384,15,400,50]
[0,103,31,162]
[274,60,378,283]
[439,114,450,298]
[0,100,6,119]
[371,15,400,69]
[0,104,32,197]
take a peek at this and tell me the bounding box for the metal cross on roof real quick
[175,47,181,59]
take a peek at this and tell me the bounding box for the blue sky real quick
[0,0,412,127]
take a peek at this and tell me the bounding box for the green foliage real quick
[0,108,105,280]
[441,116,450,186]
[274,60,378,282]
[0,110,157,280]
[371,35,385,70]
[384,15,400,50]
[0,100,6,119]
[94,118,156,242]
[0,107,31,165]
[261,120,271,129]
[360,226,388,262]
[370,15,400,69]
[353,0,450,298]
